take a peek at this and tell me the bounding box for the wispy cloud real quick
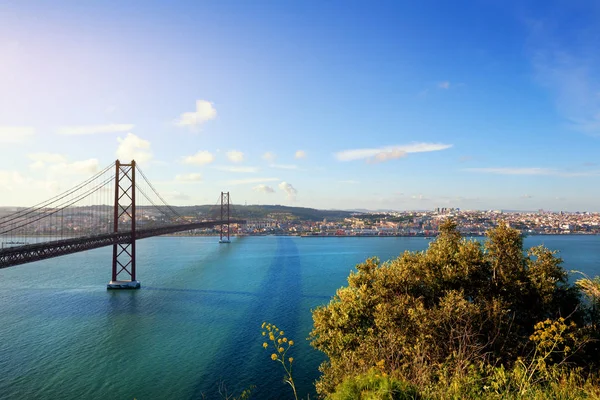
[226,177,279,185]
[465,167,552,175]
[279,181,298,201]
[528,12,600,135]
[366,149,407,164]
[116,133,153,164]
[269,164,300,170]
[28,152,67,164]
[213,165,258,173]
[182,150,215,166]
[295,150,306,159]
[175,173,202,182]
[57,124,134,135]
[0,126,35,143]
[533,52,600,134]
[48,159,100,176]
[438,81,451,89]
[174,100,217,128]
[28,153,68,171]
[335,142,452,162]
[253,184,275,193]
[464,167,600,177]
[166,191,191,201]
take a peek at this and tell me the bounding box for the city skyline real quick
[1,1,600,211]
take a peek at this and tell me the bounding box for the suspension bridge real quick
[0,160,245,289]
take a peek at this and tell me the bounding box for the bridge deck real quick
[0,220,245,269]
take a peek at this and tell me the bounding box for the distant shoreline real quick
[161,232,599,238]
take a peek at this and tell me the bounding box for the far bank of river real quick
[163,232,600,238]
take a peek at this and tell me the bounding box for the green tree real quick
[310,220,592,398]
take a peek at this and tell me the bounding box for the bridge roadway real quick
[0,219,246,269]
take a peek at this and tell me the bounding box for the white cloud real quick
[226,177,279,185]
[0,170,26,191]
[48,159,100,176]
[438,81,451,89]
[28,152,67,163]
[262,152,276,162]
[116,133,153,164]
[57,124,134,135]
[253,184,275,193]
[339,180,359,184]
[213,165,258,173]
[366,149,407,164]
[0,126,35,143]
[174,100,217,128]
[335,142,452,162]
[175,173,203,182]
[278,181,298,201]
[29,161,46,171]
[226,150,244,163]
[295,150,307,159]
[182,150,215,166]
[25,153,99,176]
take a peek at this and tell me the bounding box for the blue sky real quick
[1,0,600,211]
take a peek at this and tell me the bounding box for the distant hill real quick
[172,204,357,221]
[0,204,357,222]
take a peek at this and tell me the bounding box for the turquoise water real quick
[0,235,599,399]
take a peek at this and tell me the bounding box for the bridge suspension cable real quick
[0,159,245,276]
[0,163,114,227]
[0,162,117,247]
[135,166,183,221]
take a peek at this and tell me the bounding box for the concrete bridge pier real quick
[107,280,141,290]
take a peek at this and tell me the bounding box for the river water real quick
[0,235,598,399]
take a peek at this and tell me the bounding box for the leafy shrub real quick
[328,369,420,400]
[310,220,598,398]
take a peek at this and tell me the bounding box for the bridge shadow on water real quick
[185,236,315,400]
[143,286,329,301]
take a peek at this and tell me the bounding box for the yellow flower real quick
[280,331,284,335]
[261,322,266,328]
[289,357,294,363]
[262,332,266,336]
[271,354,278,361]
[283,337,288,343]
[269,334,275,341]
[278,347,284,353]
[263,342,268,349]
[278,338,282,344]
[289,340,294,346]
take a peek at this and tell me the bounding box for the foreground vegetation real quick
[308,220,600,399]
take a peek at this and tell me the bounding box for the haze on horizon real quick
[1,0,599,212]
